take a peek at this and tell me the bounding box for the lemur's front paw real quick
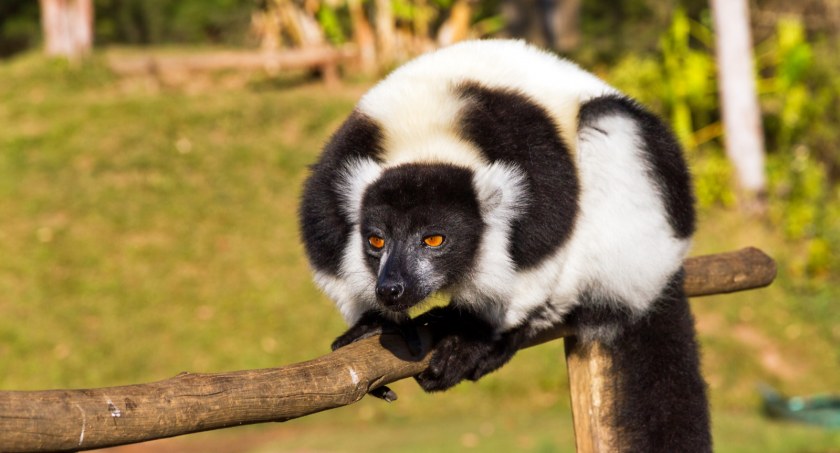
[331,310,422,356]
[415,334,496,391]
[413,306,510,392]
[332,310,396,351]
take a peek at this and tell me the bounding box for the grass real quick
[0,51,838,452]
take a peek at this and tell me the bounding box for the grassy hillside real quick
[0,53,837,452]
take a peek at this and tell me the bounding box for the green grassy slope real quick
[0,53,837,452]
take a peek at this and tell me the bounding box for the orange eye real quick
[423,235,445,247]
[368,235,385,249]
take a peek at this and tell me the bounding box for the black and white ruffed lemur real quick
[299,40,711,452]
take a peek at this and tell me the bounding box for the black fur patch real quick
[566,272,711,452]
[413,304,529,391]
[578,95,696,238]
[299,111,385,274]
[362,164,480,216]
[455,81,579,269]
[360,164,484,289]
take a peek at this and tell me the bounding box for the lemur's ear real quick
[336,157,382,224]
[472,163,528,221]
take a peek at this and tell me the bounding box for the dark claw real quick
[369,385,398,402]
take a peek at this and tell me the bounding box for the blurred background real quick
[1,0,839,451]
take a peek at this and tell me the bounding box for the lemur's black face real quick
[360,164,484,312]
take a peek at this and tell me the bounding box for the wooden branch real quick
[0,248,776,453]
[683,246,776,296]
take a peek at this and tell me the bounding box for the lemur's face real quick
[360,164,484,312]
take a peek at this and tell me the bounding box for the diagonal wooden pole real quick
[0,248,775,453]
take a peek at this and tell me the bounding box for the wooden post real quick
[565,339,615,452]
[39,0,93,62]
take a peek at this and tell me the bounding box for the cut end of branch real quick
[683,247,776,297]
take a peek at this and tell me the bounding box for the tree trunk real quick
[437,0,473,46]
[348,0,377,74]
[547,0,581,52]
[374,0,396,67]
[502,0,545,46]
[39,0,93,62]
[711,0,768,212]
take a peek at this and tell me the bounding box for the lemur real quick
[299,40,711,452]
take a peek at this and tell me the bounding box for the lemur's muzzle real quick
[375,248,415,310]
[376,280,405,304]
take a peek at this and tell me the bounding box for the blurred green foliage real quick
[0,0,260,52]
[94,0,258,45]
[0,1,41,57]
[602,12,840,281]
[577,0,708,63]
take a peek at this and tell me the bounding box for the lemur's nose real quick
[376,282,405,303]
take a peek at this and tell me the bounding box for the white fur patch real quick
[524,113,690,321]
[569,114,690,312]
[472,162,529,219]
[336,225,379,324]
[383,133,486,170]
[314,268,372,325]
[467,113,690,331]
[336,157,383,224]
[359,74,486,169]
[451,163,528,320]
[502,246,576,330]
[312,158,382,325]
[359,40,618,157]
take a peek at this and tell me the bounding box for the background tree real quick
[39,0,93,62]
[501,0,580,52]
[711,0,768,212]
